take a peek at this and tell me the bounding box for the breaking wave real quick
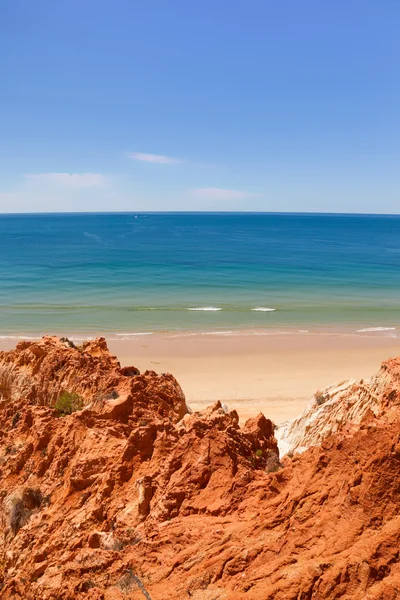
[187,307,223,311]
[356,327,396,333]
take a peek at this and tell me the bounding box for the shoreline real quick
[0,322,398,342]
[1,328,399,426]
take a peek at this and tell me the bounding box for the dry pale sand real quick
[107,332,400,425]
[1,332,399,425]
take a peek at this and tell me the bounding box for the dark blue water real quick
[0,212,399,337]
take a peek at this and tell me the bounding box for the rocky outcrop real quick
[278,357,400,454]
[0,337,399,599]
[0,335,188,422]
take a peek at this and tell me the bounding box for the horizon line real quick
[0,210,399,217]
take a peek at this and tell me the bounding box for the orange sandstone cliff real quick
[0,336,399,599]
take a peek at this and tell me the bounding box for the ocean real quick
[0,212,399,339]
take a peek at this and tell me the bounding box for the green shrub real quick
[55,391,84,415]
[255,449,263,457]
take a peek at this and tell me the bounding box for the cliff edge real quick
[0,337,399,599]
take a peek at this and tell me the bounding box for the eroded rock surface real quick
[0,337,399,599]
[279,357,400,454]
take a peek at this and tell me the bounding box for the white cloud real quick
[129,152,180,164]
[24,173,106,187]
[191,187,254,200]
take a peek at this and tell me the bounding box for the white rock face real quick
[277,366,394,456]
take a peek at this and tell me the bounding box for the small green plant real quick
[255,449,263,457]
[55,391,84,415]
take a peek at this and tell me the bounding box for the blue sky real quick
[0,0,399,213]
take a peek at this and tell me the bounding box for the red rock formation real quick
[0,337,399,599]
[0,335,187,422]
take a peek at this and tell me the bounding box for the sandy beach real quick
[1,331,398,425]
[107,332,400,424]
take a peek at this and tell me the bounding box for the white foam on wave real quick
[187,307,223,311]
[115,332,154,336]
[166,332,199,338]
[251,307,276,312]
[201,330,234,336]
[250,330,291,336]
[356,327,396,333]
[0,335,40,340]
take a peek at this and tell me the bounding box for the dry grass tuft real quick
[4,487,42,536]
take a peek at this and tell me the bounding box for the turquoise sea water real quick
[0,212,399,338]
